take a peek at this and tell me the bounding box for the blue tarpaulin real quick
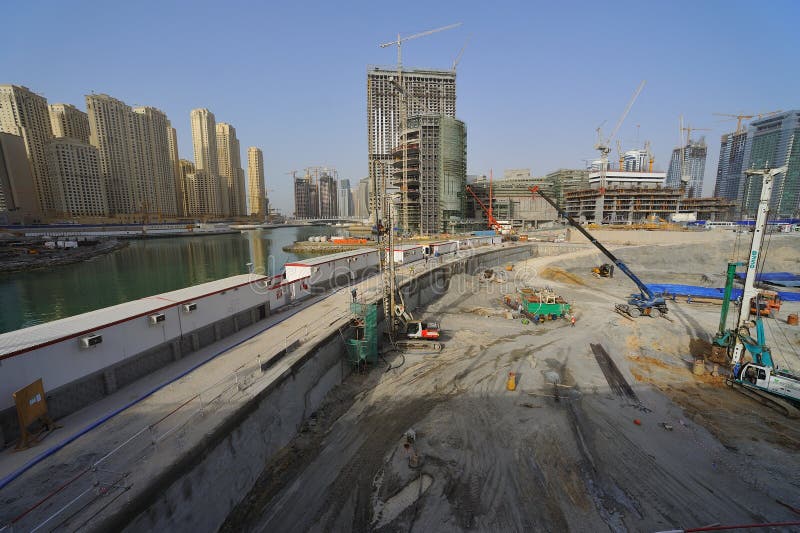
[733,271,800,288]
[645,284,800,302]
[733,272,800,282]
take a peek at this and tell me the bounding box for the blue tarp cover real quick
[734,272,800,282]
[645,284,800,302]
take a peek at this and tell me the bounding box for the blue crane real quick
[530,186,668,317]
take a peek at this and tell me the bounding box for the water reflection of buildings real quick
[247,231,268,275]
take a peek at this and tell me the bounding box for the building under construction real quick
[466,173,557,229]
[391,115,466,234]
[367,67,456,219]
[566,180,735,223]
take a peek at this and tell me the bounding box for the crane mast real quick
[730,166,787,370]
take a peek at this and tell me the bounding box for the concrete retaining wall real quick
[109,325,351,533]
[103,244,535,531]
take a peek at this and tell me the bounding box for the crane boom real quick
[606,80,646,147]
[466,185,502,231]
[379,23,462,48]
[530,186,654,301]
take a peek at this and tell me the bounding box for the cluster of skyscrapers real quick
[0,84,268,223]
[714,110,800,218]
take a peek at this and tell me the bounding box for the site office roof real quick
[0,273,291,359]
[284,248,376,268]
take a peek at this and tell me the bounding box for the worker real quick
[570,315,576,327]
[351,288,357,302]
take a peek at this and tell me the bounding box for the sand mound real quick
[539,266,586,286]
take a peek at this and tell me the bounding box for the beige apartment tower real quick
[86,93,137,215]
[216,122,246,217]
[49,103,90,143]
[166,122,183,216]
[45,138,107,217]
[247,146,266,218]
[133,106,178,217]
[190,108,221,216]
[0,85,55,214]
[0,132,43,223]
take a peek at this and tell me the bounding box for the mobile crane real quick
[530,186,668,317]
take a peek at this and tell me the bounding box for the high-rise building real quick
[216,123,246,216]
[623,149,650,172]
[166,122,183,216]
[294,174,317,219]
[337,178,351,218]
[666,139,707,198]
[354,177,369,218]
[391,115,466,234]
[179,159,197,216]
[45,138,107,217]
[739,110,800,217]
[367,67,456,217]
[49,103,90,143]
[190,108,221,216]
[0,85,54,214]
[247,147,266,218]
[0,132,42,223]
[715,130,748,202]
[318,172,338,219]
[86,93,137,215]
[133,106,178,217]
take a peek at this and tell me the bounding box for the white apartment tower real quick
[247,146,266,218]
[0,85,54,213]
[366,67,456,216]
[216,122,246,217]
[190,108,221,216]
[132,106,178,217]
[45,138,107,217]
[49,103,90,143]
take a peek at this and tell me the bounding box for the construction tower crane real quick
[594,80,646,189]
[592,80,645,223]
[712,110,782,134]
[451,35,471,71]
[380,23,462,70]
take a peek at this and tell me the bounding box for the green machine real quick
[346,302,378,367]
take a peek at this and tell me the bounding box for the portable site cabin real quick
[284,249,379,288]
[425,240,459,257]
[390,244,425,264]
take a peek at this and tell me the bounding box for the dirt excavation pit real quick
[222,234,800,532]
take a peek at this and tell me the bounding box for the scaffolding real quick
[346,301,378,369]
[390,115,466,235]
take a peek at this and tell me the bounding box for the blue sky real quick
[2,0,798,212]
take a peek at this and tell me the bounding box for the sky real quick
[2,0,798,213]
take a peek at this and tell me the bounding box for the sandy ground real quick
[223,233,800,532]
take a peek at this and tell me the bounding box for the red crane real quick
[466,183,502,231]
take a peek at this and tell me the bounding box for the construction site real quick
[3,20,800,533]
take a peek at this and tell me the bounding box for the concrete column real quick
[191,333,200,351]
[103,369,118,395]
[233,315,240,333]
[214,323,222,341]
[250,308,258,324]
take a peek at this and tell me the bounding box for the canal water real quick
[1,226,339,334]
